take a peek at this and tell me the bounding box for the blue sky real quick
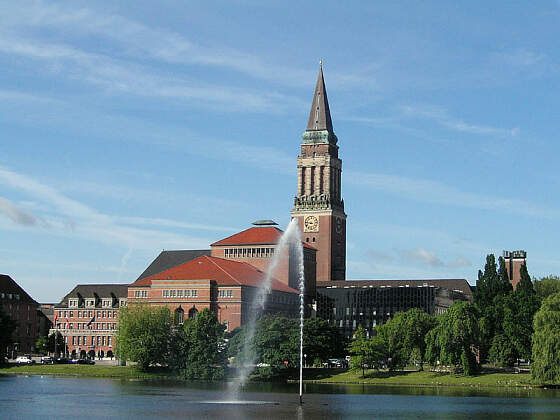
[1,1,559,302]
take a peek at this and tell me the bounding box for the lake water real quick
[1,374,560,419]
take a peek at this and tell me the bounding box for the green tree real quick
[254,316,298,367]
[402,308,437,370]
[488,333,517,367]
[533,275,560,300]
[303,318,347,364]
[532,293,560,384]
[35,336,48,354]
[115,305,171,371]
[425,302,480,375]
[376,313,408,370]
[474,255,514,362]
[48,331,65,355]
[182,309,227,380]
[348,325,385,377]
[0,303,16,359]
[503,265,540,360]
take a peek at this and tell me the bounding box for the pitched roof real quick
[131,255,298,294]
[55,284,129,308]
[135,250,210,281]
[306,62,334,133]
[211,226,316,250]
[318,279,473,297]
[0,274,38,305]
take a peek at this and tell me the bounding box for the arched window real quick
[174,307,185,325]
[188,308,198,319]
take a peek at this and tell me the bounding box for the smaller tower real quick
[503,250,527,289]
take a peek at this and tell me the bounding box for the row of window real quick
[57,322,117,331]
[223,247,275,259]
[218,290,234,298]
[57,310,117,319]
[0,293,20,300]
[68,298,127,308]
[71,335,112,347]
[162,289,199,298]
[134,290,149,298]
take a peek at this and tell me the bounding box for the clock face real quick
[304,215,319,232]
[335,217,343,234]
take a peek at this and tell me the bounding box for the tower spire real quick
[306,61,333,133]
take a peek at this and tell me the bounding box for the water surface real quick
[1,375,559,419]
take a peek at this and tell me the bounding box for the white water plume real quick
[228,219,305,401]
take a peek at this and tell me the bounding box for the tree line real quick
[114,305,347,379]
[347,255,560,382]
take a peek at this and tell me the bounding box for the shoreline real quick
[0,365,548,389]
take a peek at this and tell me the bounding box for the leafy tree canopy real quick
[532,293,560,384]
[115,304,171,371]
[182,309,227,380]
[425,301,480,375]
[533,275,560,300]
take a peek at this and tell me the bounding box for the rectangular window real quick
[72,336,76,345]
[142,290,148,298]
[102,336,106,346]
[177,289,183,297]
[113,311,117,318]
[108,336,112,347]
[163,290,169,298]
[78,311,81,318]
[185,290,191,297]
[78,336,81,345]
[83,336,87,345]
[97,336,101,346]
[108,311,112,318]
[192,290,198,297]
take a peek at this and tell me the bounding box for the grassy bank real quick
[0,364,175,379]
[0,364,539,388]
[301,368,535,387]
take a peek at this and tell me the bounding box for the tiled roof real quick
[211,226,316,250]
[135,250,210,281]
[0,274,38,305]
[55,284,129,308]
[318,279,473,297]
[131,255,298,294]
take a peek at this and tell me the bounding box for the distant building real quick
[503,250,527,289]
[37,303,55,338]
[0,274,39,356]
[51,284,128,359]
[316,279,473,338]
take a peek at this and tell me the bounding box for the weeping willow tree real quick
[532,293,560,384]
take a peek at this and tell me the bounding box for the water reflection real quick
[1,375,560,420]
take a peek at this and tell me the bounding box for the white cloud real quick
[0,197,38,226]
[400,105,519,137]
[346,170,560,220]
[0,166,213,250]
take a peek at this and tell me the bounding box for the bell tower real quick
[291,62,346,281]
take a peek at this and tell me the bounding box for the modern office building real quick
[316,279,473,338]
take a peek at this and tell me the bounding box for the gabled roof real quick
[306,62,334,133]
[0,274,38,305]
[318,279,473,297]
[211,226,316,250]
[55,284,129,308]
[130,255,298,294]
[135,250,210,281]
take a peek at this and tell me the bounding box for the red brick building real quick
[129,221,315,330]
[0,274,39,357]
[51,284,128,359]
[503,250,527,289]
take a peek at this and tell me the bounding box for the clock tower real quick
[291,62,346,281]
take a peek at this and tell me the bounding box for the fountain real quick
[227,218,306,404]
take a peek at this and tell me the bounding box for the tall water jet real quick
[228,219,305,400]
